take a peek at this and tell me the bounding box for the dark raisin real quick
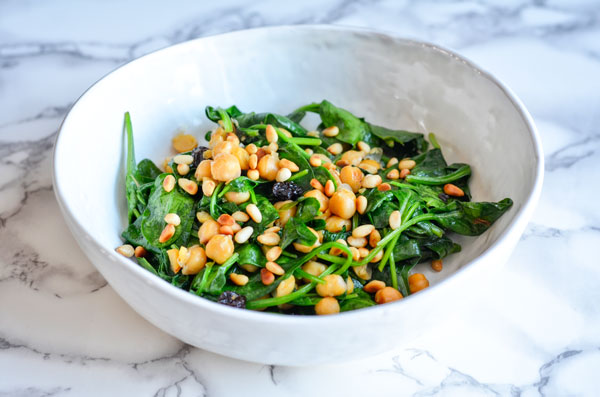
[217,291,246,309]
[272,181,304,201]
[438,193,450,203]
[191,146,209,167]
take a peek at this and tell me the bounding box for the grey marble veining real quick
[1,0,599,396]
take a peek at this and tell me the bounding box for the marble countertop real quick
[1,1,599,396]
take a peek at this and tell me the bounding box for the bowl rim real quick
[53,24,544,325]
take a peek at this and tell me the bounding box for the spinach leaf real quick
[237,243,266,268]
[206,253,240,295]
[431,198,513,236]
[367,123,428,157]
[239,194,279,236]
[340,290,376,311]
[280,197,322,249]
[322,227,350,243]
[318,100,371,145]
[124,112,139,224]
[406,149,471,186]
[134,159,162,184]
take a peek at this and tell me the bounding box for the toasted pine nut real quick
[389,210,401,230]
[276,167,292,182]
[167,248,180,273]
[352,224,375,238]
[163,175,176,192]
[116,244,134,257]
[387,157,399,168]
[353,264,372,280]
[431,259,443,272]
[173,154,194,165]
[359,159,380,174]
[358,247,369,258]
[196,211,212,223]
[202,178,216,196]
[278,159,299,172]
[261,268,275,285]
[230,273,249,286]
[323,126,339,137]
[240,264,258,273]
[257,232,280,246]
[217,214,235,226]
[378,183,391,192]
[219,226,233,235]
[350,247,361,261]
[134,246,147,258]
[399,168,411,179]
[234,226,254,244]
[310,178,324,191]
[266,124,278,143]
[364,280,386,293]
[370,248,384,263]
[232,211,250,222]
[362,174,382,189]
[399,159,416,170]
[159,224,176,243]
[178,178,198,195]
[266,261,285,276]
[268,142,278,153]
[246,203,262,223]
[329,238,348,256]
[327,143,343,155]
[255,148,267,162]
[275,275,296,297]
[357,141,370,152]
[309,155,322,167]
[177,163,190,175]
[443,183,465,197]
[248,154,258,169]
[177,246,191,267]
[307,130,320,138]
[231,222,241,233]
[324,180,335,197]
[347,236,367,248]
[305,148,314,155]
[164,213,181,226]
[246,143,258,154]
[266,246,283,262]
[247,169,260,180]
[198,219,219,244]
[356,196,368,214]
[369,229,381,247]
[264,226,281,234]
[386,169,400,180]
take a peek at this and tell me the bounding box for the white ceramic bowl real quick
[53,25,543,366]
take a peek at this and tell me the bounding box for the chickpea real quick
[304,189,329,212]
[431,259,443,272]
[209,130,225,148]
[211,153,241,182]
[205,234,234,264]
[274,275,296,297]
[182,245,207,275]
[325,216,352,233]
[231,146,250,170]
[198,219,219,244]
[172,133,198,153]
[274,200,296,227]
[194,160,212,180]
[329,189,356,220]
[375,287,403,304]
[340,166,364,193]
[315,297,340,315]
[408,273,430,293]
[358,159,380,174]
[315,274,347,297]
[339,150,363,166]
[301,261,327,281]
[257,154,279,181]
[212,140,234,156]
[224,191,250,204]
[292,227,321,253]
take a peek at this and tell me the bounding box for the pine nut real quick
[278,159,299,172]
[232,211,250,222]
[224,191,250,204]
[202,178,216,196]
[266,261,285,276]
[264,226,281,234]
[327,143,343,155]
[167,248,180,273]
[399,159,416,170]
[387,157,398,168]
[261,268,275,285]
[369,229,381,247]
[323,126,339,137]
[352,224,375,238]
[226,132,240,146]
[357,141,370,152]
[257,232,280,246]
[178,178,198,195]
[443,183,465,197]
[356,196,368,214]
[234,226,254,244]
[364,280,386,293]
[324,180,335,197]
[307,130,320,138]
[305,148,314,155]
[359,159,380,174]
[256,148,267,162]
[266,246,283,262]
[173,154,194,165]
[378,183,391,192]
[198,219,219,244]
[310,178,324,191]
[400,168,410,179]
[362,174,382,188]
[159,224,175,243]
[164,213,181,226]
[275,275,296,297]
[370,248,384,263]
[431,259,443,272]
[353,264,372,280]
[116,244,134,257]
[217,214,235,226]
[346,276,355,294]
[248,154,258,170]
[134,246,147,258]
[389,210,401,230]
[347,236,367,248]
[163,175,176,192]
[309,155,322,167]
[386,169,400,180]
[246,143,258,154]
[230,273,249,286]
[177,163,190,175]
[265,124,278,143]
[358,247,369,258]
[246,203,262,223]
[196,211,212,223]
[219,225,234,235]
[247,169,260,180]
[375,287,403,304]
[276,167,292,182]
[329,238,348,256]
[177,246,191,267]
[231,222,241,233]
[268,142,278,153]
[240,264,258,273]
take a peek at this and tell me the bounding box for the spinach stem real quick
[428,132,441,149]
[405,164,471,185]
[289,137,322,146]
[389,251,398,290]
[210,183,223,219]
[294,268,326,284]
[288,169,308,181]
[291,103,320,114]
[275,127,311,159]
[217,108,233,133]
